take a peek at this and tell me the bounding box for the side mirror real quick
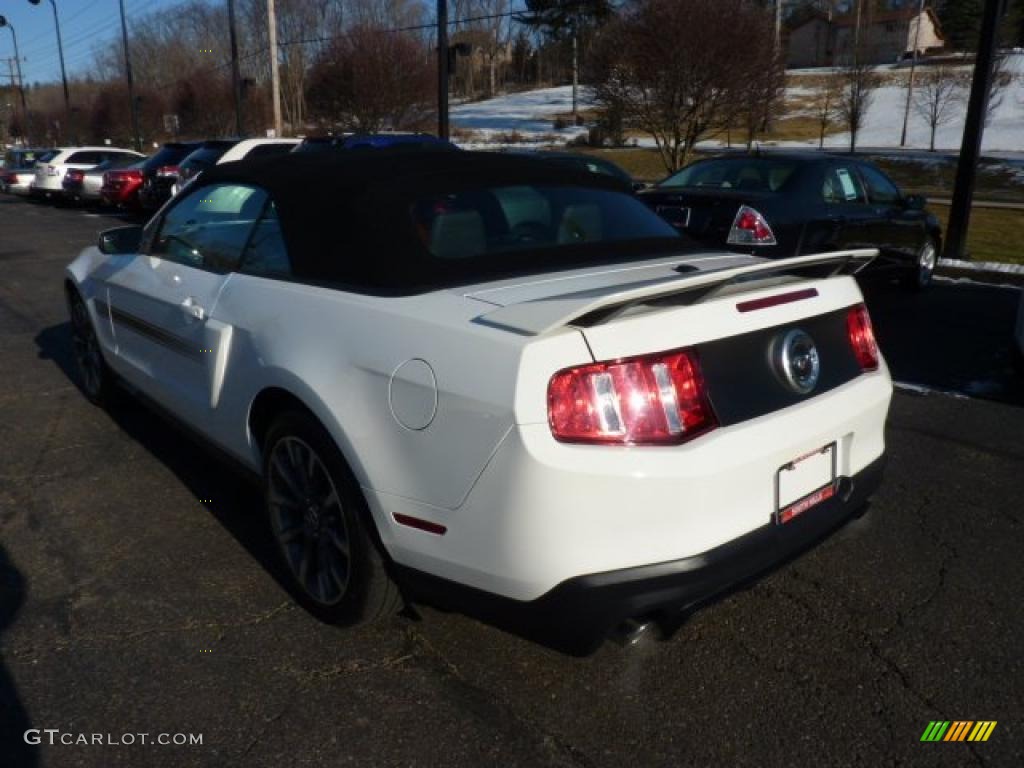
[904,194,927,211]
[632,181,650,193]
[98,225,143,255]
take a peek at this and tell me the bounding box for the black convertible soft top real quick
[194,148,681,294]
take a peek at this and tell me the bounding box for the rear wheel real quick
[904,238,937,291]
[263,410,402,625]
[67,289,115,406]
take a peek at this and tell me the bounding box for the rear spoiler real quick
[477,249,878,337]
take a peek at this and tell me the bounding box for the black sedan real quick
[137,141,203,210]
[639,153,943,290]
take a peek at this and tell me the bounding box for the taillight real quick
[727,205,776,246]
[548,349,717,445]
[65,169,84,182]
[847,304,879,371]
[156,165,179,178]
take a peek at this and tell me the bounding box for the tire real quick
[263,410,403,625]
[903,238,937,291]
[67,288,116,406]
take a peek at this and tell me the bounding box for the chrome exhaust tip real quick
[611,618,655,647]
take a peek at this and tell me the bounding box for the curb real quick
[936,258,1024,287]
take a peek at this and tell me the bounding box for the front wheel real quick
[263,411,403,625]
[67,289,116,405]
[904,238,937,291]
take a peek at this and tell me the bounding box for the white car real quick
[64,151,892,651]
[171,138,300,197]
[32,146,144,198]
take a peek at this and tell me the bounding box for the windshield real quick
[660,158,799,193]
[411,184,679,261]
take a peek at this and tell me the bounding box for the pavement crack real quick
[45,601,298,650]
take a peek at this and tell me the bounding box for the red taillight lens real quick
[548,349,717,445]
[156,165,179,178]
[727,205,777,246]
[65,169,84,182]
[847,304,879,370]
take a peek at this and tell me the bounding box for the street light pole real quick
[944,0,1008,260]
[0,17,29,140]
[28,0,71,142]
[118,0,141,151]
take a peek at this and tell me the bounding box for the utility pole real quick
[944,0,1008,260]
[227,0,243,136]
[571,14,578,119]
[0,17,29,141]
[28,0,71,142]
[775,0,783,51]
[437,0,449,139]
[118,0,141,151]
[268,0,282,137]
[899,0,926,147]
[853,0,862,62]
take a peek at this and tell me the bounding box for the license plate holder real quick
[774,443,837,525]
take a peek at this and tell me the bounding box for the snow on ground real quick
[451,54,1023,154]
[792,54,1024,153]
[451,86,592,145]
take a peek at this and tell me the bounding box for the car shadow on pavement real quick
[33,322,294,610]
[860,277,1023,407]
[0,545,37,767]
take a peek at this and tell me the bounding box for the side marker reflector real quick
[393,512,447,535]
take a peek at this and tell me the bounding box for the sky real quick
[1,0,189,86]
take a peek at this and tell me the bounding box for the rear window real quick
[143,145,198,171]
[411,185,678,260]
[180,146,231,172]
[244,143,296,159]
[660,158,799,193]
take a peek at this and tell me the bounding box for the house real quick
[786,5,945,68]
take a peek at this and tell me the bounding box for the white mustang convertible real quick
[65,150,891,650]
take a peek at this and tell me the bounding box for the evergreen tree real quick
[936,0,984,51]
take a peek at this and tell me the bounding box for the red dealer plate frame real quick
[774,443,837,525]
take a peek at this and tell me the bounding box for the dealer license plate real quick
[775,443,837,525]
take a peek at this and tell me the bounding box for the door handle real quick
[180,296,206,321]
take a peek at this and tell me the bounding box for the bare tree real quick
[305,24,434,131]
[812,73,843,149]
[835,57,879,153]
[589,0,774,172]
[736,26,786,149]
[985,53,1013,126]
[913,65,967,151]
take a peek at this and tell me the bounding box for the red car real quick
[100,161,145,208]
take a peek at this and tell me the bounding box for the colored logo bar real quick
[920,721,997,742]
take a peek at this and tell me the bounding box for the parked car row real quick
[1,133,458,214]
[5,139,942,294]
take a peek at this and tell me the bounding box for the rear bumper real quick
[399,454,885,652]
[531,454,884,625]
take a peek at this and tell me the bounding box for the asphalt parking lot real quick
[0,196,1022,768]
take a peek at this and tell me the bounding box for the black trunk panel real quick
[698,307,863,427]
